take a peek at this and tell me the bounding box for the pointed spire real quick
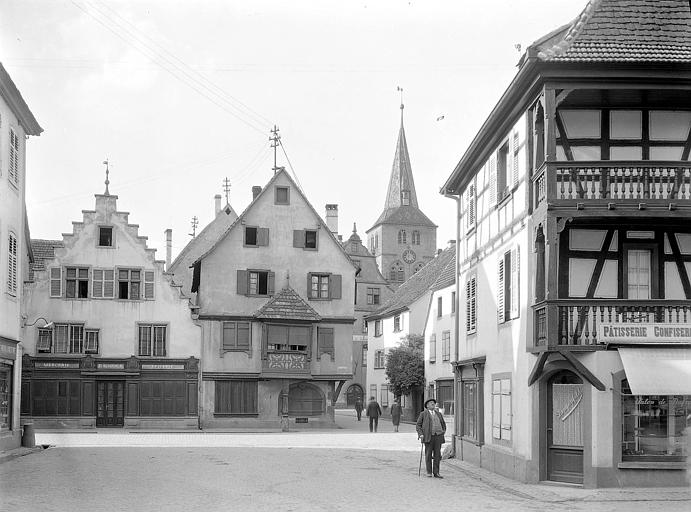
[102,159,110,195]
[383,102,419,210]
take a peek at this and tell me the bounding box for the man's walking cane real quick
[418,439,424,477]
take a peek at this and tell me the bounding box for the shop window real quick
[138,324,167,357]
[215,380,258,415]
[0,366,11,429]
[65,267,89,299]
[462,381,478,440]
[621,379,690,462]
[374,350,385,369]
[140,381,187,416]
[492,376,512,445]
[222,321,250,351]
[29,380,80,416]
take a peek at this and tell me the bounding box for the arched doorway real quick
[346,384,364,408]
[546,370,584,484]
[279,383,325,416]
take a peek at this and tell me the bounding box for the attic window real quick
[401,190,410,206]
[305,230,317,249]
[275,186,290,205]
[224,206,232,215]
[99,227,113,247]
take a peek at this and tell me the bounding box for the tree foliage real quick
[385,334,424,398]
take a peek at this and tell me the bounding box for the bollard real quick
[21,422,35,448]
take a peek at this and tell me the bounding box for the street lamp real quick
[21,316,54,329]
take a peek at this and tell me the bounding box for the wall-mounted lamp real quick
[21,316,54,329]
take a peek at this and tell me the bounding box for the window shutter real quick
[144,271,155,299]
[293,230,305,248]
[510,247,520,319]
[330,274,342,299]
[306,274,313,299]
[267,271,275,295]
[237,270,248,295]
[489,157,497,205]
[318,327,334,357]
[257,228,269,246]
[50,267,62,297]
[237,322,250,349]
[103,270,114,298]
[93,269,103,298]
[512,132,519,187]
[222,322,236,351]
[465,280,472,332]
[468,184,476,228]
[497,257,505,323]
[7,233,17,294]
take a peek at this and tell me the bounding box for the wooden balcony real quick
[262,350,310,376]
[533,300,691,350]
[533,162,691,212]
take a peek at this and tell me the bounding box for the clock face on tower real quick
[402,249,417,265]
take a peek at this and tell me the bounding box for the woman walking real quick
[390,397,402,432]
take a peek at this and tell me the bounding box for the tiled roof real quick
[368,244,456,319]
[254,286,322,321]
[372,206,437,228]
[537,0,691,62]
[30,239,63,270]
[430,250,456,291]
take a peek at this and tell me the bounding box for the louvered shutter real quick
[50,267,62,297]
[222,322,236,350]
[257,228,269,246]
[468,184,476,228]
[330,274,342,299]
[7,233,17,294]
[293,230,305,248]
[93,269,103,298]
[471,277,477,331]
[144,271,155,299]
[237,322,250,349]
[466,280,472,332]
[510,247,520,319]
[267,271,275,295]
[512,132,519,187]
[497,257,505,323]
[236,270,248,295]
[489,157,497,205]
[103,270,114,298]
[307,274,313,299]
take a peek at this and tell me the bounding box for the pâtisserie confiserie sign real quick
[598,323,691,344]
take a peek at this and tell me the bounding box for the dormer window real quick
[99,226,113,247]
[401,190,410,205]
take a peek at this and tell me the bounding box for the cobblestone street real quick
[1,412,689,512]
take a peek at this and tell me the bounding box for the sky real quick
[1,0,585,261]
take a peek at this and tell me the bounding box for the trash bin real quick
[21,423,35,448]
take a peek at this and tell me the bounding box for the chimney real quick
[165,229,172,270]
[252,186,262,200]
[214,194,222,216]
[325,204,338,235]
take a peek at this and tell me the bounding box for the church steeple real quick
[383,102,418,210]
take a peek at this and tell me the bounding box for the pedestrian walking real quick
[390,397,402,432]
[366,396,382,432]
[354,396,364,421]
[415,397,446,478]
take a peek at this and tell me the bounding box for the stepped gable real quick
[369,244,455,319]
[254,286,322,322]
[535,0,691,62]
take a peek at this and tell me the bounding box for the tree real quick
[385,334,424,398]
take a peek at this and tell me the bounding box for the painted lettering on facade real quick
[598,323,691,344]
[141,364,185,370]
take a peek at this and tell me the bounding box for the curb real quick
[0,446,45,465]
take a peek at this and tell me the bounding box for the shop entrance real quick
[546,371,583,484]
[96,381,124,427]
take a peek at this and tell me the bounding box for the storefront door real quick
[547,371,584,484]
[96,381,124,427]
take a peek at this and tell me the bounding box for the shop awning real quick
[618,348,691,395]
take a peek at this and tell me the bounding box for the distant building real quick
[442,0,691,488]
[366,105,437,288]
[191,170,357,429]
[0,63,42,453]
[365,245,455,421]
[338,224,393,408]
[22,182,200,430]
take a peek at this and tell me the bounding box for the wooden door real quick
[96,381,124,427]
[547,371,584,484]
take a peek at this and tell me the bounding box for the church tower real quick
[366,103,437,287]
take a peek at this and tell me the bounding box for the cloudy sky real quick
[1,0,584,260]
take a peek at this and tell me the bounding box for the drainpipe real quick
[443,189,461,458]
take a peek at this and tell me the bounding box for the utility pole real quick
[222,177,231,204]
[270,125,281,173]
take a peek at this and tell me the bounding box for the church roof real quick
[535,0,691,63]
[369,108,435,231]
[254,285,322,321]
[367,244,455,320]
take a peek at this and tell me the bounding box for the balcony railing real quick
[262,350,310,374]
[533,300,691,348]
[533,161,691,209]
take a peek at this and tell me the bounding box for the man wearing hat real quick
[416,397,446,478]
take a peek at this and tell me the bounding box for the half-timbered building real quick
[442,0,691,488]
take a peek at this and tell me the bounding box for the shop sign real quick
[352,335,368,342]
[141,364,185,370]
[97,363,125,370]
[598,323,691,344]
[35,361,80,369]
[0,344,16,357]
